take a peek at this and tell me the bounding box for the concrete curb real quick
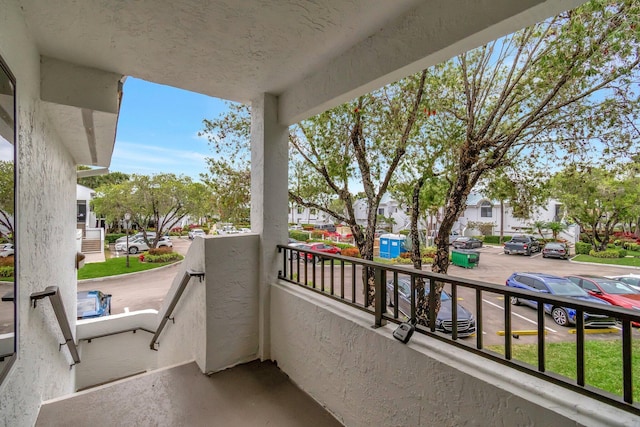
[78,260,183,284]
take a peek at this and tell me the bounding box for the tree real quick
[551,165,636,250]
[546,221,568,240]
[92,174,212,247]
[200,103,252,224]
[77,166,130,189]
[0,161,14,242]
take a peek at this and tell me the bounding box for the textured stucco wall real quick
[75,310,159,390]
[203,234,260,373]
[0,1,79,426]
[271,283,637,427]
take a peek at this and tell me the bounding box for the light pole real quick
[124,213,131,268]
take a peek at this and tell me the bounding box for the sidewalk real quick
[84,251,106,264]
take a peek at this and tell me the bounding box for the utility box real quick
[379,234,407,259]
[451,249,480,268]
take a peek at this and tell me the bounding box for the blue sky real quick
[111,77,230,181]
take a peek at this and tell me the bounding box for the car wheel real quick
[542,254,547,258]
[510,296,520,306]
[128,247,138,254]
[314,255,322,263]
[525,250,531,256]
[504,250,509,255]
[551,307,570,327]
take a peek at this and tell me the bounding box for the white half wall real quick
[270,282,637,427]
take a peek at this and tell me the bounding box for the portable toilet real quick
[379,234,407,259]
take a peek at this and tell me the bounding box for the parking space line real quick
[483,298,557,333]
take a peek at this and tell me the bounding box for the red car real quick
[303,243,341,262]
[566,275,640,325]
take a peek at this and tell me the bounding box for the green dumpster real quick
[451,249,480,268]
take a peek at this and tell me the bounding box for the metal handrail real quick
[79,327,155,343]
[149,269,205,350]
[30,286,80,366]
[277,243,640,415]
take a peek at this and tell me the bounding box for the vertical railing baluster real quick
[374,268,385,327]
[622,319,633,403]
[351,263,356,304]
[475,288,483,349]
[320,258,325,292]
[428,278,436,333]
[410,275,416,322]
[296,251,300,284]
[303,251,308,286]
[576,308,585,387]
[340,261,345,299]
[538,306,545,372]
[312,255,316,289]
[330,258,335,295]
[393,271,399,319]
[451,283,458,341]
[505,296,512,360]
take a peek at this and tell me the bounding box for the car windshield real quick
[546,279,588,296]
[397,280,450,301]
[595,279,638,294]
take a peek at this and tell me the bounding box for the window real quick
[0,55,16,383]
[310,208,317,216]
[378,208,384,215]
[296,207,303,214]
[77,200,87,223]
[480,201,492,218]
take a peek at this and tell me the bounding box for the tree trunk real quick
[410,178,428,326]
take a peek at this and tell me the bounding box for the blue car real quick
[77,290,112,319]
[505,272,617,327]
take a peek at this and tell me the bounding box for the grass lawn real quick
[488,340,640,401]
[78,254,183,280]
[573,254,640,267]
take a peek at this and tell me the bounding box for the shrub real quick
[394,257,412,264]
[0,266,14,277]
[483,235,512,244]
[422,257,434,265]
[143,252,183,263]
[289,230,309,242]
[341,247,361,258]
[399,252,412,259]
[588,249,624,259]
[575,242,592,255]
[148,246,173,255]
[106,233,126,244]
[421,247,437,258]
[617,248,628,258]
[310,230,324,239]
[398,229,410,236]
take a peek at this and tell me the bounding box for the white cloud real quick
[111,141,209,180]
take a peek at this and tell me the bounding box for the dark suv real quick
[505,272,617,327]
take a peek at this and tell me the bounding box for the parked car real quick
[188,228,206,240]
[452,237,483,249]
[607,274,640,292]
[114,236,173,254]
[566,275,640,312]
[429,230,461,244]
[503,235,541,256]
[115,231,157,244]
[385,277,476,337]
[505,272,617,327]
[77,290,112,319]
[313,223,336,233]
[541,242,569,260]
[0,243,14,258]
[303,242,341,262]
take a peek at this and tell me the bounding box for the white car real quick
[115,236,172,254]
[115,231,157,244]
[188,228,206,239]
[606,274,640,292]
[0,243,14,258]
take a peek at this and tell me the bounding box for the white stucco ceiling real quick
[16,0,586,165]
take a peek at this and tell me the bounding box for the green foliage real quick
[588,249,625,259]
[92,174,213,246]
[575,241,592,255]
[77,255,178,280]
[288,230,309,242]
[0,266,14,277]
[77,167,130,189]
[0,161,14,241]
[148,247,173,256]
[467,221,494,236]
[483,235,512,244]
[105,233,126,244]
[341,247,360,258]
[143,252,183,263]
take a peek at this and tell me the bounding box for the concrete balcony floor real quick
[36,360,343,427]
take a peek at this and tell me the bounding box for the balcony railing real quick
[277,244,640,415]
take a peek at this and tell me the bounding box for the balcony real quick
[34,235,640,425]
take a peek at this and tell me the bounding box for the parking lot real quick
[288,244,640,346]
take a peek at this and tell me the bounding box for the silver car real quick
[114,236,172,254]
